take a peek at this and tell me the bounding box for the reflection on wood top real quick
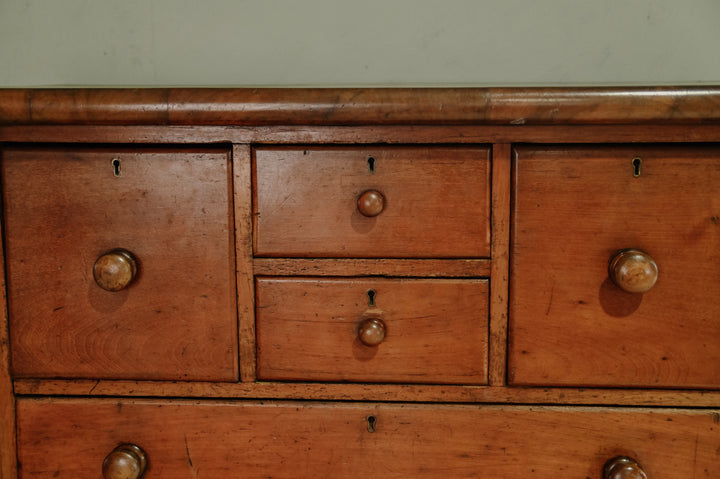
[1,86,720,125]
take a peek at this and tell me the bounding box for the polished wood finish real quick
[17,398,720,478]
[357,317,386,347]
[102,444,147,479]
[510,145,720,388]
[2,147,238,381]
[252,258,491,277]
[15,379,720,407]
[0,213,17,478]
[608,248,658,293]
[5,124,720,147]
[254,147,491,258]
[93,249,138,292]
[256,278,489,384]
[3,87,720,478]
[604,456,648,479]
[233,144,258,383]
[356,189,385,217]
[489,143,512,386]
[2,87,720,126]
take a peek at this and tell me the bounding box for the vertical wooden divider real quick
[489,143,512,386]
[0,212,17,476]
[233,144,257,382]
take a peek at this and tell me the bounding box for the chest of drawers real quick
[1,87,720,478]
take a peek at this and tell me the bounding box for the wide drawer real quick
[1,147,238,381]
[256,277,488,384]
[17,398,720,478]
[510,145,720,388]
[253,146,491,258]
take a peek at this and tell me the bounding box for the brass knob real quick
[608,248,658,293]
[358,317,386,346]
[604,456,647,479]
[102,444,147,479]
[357,190,385,217]
[94,249,138,292]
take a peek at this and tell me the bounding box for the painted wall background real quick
[1,0,719,87]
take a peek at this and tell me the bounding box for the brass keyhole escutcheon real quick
[112,158,122,177]
[366,415,377,433]
[632,157,642,177]
[367,289,377,307]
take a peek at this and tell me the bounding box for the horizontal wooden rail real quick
[1,86,720,125]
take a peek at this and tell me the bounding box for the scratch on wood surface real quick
[545,284,555,316]
[185,434,199,477]
[88,380,100,395]
[693,433,699,478]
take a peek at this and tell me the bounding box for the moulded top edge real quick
[1,86,719,126]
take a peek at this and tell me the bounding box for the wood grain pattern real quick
[254,146,491,258]
[17,398,720,478]
[0,90,29,125]
[233,145,257,382]
[489,144,512,386]
[252,258,491,277]
[15,379,720,407]
[2,87,720,479]
[510,145,720,388]
[0,203,17,479]
[2,87,720,125]
[256,278,488,384]
[2,147,238,381]
[4,124,720,146]
[102,444,147,479]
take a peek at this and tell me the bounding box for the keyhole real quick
[367,156,376,173]
[632,157,642,177]
[366,415,377,433]
[112,158,122,177]
[367,289,376,307]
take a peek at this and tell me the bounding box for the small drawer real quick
[1,147,238,381]
[256,277,489,384]
[510,145,720,388]
[253,146,491,258]
[17,398,720,478]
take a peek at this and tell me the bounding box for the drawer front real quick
[256,277,488,384]
[17,398,720,478]
[254,147,491,258]
[2,147,238,381]
[510,145,720,387]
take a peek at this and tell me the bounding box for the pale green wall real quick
[1,0,719,87]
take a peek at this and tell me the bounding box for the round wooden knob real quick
[358,317,386,346]
[94,249,138,292]
[357,190,385,217]
[608,248,658,293]
[604,456,647,479]
[102,444,147,479]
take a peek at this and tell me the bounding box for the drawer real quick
[510,145,720,387]
[256,277,488,384]
[17,398,720,478]
[1,147,238,381]
[253,146,491,258]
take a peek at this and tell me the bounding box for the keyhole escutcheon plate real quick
[632,157,642,177]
